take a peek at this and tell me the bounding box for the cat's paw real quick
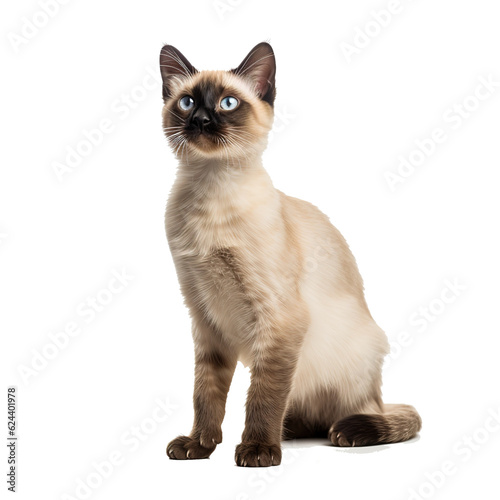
[329,414,385,447]
[235,442,282,467]
[166,435,216,460]
[328,428,352,447]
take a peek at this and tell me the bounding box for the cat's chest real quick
[167,167,281,255]
[169,199,257,295]
[167,189,287,344]
[189,209,241,250]
[206,246,244,290]
[168,194,260,257]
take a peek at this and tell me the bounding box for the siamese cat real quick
[161,42,421,467]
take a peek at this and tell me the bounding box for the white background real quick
[2,0,500,499]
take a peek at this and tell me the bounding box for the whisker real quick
[164,107,184,121]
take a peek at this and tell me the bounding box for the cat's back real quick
[279,190,365,297]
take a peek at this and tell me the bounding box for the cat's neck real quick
[177,153,268,190]
[173,153,277,213]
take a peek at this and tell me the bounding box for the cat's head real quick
[159,43,276,161]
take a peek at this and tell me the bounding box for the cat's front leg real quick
[167,318,237,460]
[235,312,307,467]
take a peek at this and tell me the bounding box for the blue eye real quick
[179,96,194,110]
[220,96,239,110]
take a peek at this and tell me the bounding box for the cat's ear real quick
[232,42,276,106]
[159,45,198,100]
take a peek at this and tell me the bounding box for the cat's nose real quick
[192,108,211,129]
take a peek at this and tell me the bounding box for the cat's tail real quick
[329,404,422,447]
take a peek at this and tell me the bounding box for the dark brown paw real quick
[167,435,216,460]
[329,414,385,447]
[235,442,282,467]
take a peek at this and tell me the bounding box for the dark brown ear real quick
[231,42,276,106]
[159,45,198,100]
